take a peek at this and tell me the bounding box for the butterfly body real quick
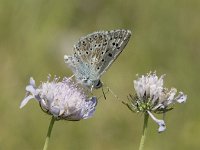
[64,29,131,89]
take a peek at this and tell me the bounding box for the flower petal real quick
[49,106,60,117]
[134,80,145,98]
[30,77,36,87]
[83,97,97,119]
[148,111,166,133]
[176,92,187,103]
[64,109,83,121]
[26,85,36,95]
[20,95,34,108]
[157,120,166,133]
[166,88,177,105]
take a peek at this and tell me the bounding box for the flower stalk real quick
[139,112,149,150]
[43,117,56,150]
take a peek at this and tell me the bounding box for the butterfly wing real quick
[64,31,105,84]
[95,29,132,77]
[64,29,131,88]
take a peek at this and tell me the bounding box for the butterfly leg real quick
[97,87,109,100]
[90,85,94,93]
[69,74,75,79]
[102,86,107,100]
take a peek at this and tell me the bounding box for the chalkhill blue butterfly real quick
[64,29,131,90]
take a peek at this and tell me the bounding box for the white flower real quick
[124,72,187,132]
[20,75,97,121]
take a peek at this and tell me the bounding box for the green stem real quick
[43,116,56,150]
[139,112,149,150]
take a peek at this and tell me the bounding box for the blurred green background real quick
[0,0,199,150]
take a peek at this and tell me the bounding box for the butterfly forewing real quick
[97,30,131,76]
[74,32,107,67]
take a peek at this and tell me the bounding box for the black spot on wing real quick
[108,53,113,57]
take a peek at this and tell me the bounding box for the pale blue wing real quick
[64,29,132,87]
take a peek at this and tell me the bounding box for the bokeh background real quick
[0,0,199,150]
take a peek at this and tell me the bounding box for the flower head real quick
[20,75,97,121]
[124,72,187,132]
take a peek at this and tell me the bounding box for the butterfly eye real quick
[101,59,104,62]
[94,80,102,88]
[86,51,89,54]
[112,42,115,46]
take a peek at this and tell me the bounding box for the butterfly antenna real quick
[106,86,120,100]
[101,81,120,101]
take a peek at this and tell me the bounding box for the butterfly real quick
[64,29,132,90]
